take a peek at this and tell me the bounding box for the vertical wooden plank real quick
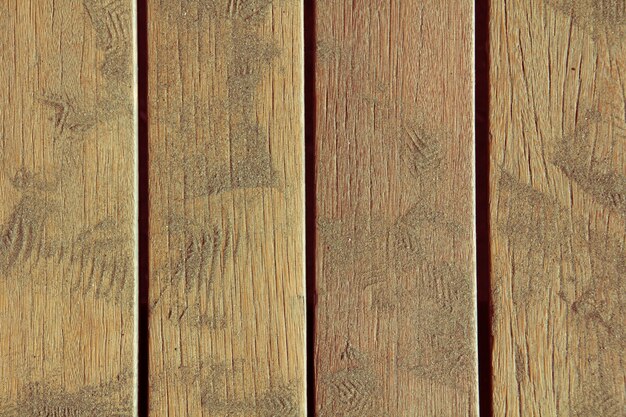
[0,0,137,415]
[313,1,477,416]
[147,1,306,415]
[490,0,625,415]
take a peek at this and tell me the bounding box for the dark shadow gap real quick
[475,0,493,416]
[304,0,317,415]
[137,0,150,415]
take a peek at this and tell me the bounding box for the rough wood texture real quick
[147,1,306,415]
[490,0,626,415]
[313,1,477,415]
[0,0,137,415]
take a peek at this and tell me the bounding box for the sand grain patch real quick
[318,349,380,417]
[546,0,626,41]
[0,373,132,417]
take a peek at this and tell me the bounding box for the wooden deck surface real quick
[147,1,306,415]
[0,0,137,415]
[1,1,623,416]
[490,0,625,415]
[312,1,477,416]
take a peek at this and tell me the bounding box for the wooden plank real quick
[490,1,626,415]
[313,1,478,415]
[147,1,306,415]
[0,0,137,415]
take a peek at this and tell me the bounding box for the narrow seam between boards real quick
[137,0,150,415]
[475,0,494,416]
[304,0,318,415]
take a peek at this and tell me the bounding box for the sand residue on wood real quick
[0,0,136,303]
[317,202,466,294]
[552,110,626,218]
[317,346,381,417]
[316,39,347,64]
[151,356,300,416]
[37,1,133,150]
[161,0,290,23]
[559,230,625,351]
[151,358,241,412]
[0,194,51,274]
[571,381,624,417]
[318,218,409,290]
[83,0,133,85]
[496,168,625,411]
[316,37,450,184]
[166,216,238,294]
[0,192,134,304]
[514,347,529,383]
[154,0,284,199]
[40,89,132,139]
[10,167,60,192]
[157,127,280,198]
[398,117,445,180]
[29,0,134,176]
[202,384,299,416]
[318,206,474,389]
[150,216,239,329]
[496,170,572,305]
[498,168,624,307]
[392,263,475,389]
[1,165,133,304]
[546,0,626,40]
[0,373,132,417]
[52,218,134,303]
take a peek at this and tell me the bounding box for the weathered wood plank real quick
[313,1,478,415]
[147,1,306,415]
[490,0,626,415]
[0,0,137,415]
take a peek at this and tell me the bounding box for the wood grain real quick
[313,1,478,415]
[490,0,626,415]
[0,0,137,415]
[147,1,306,415]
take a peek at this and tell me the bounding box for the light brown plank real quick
[313,1,478,415]
[490,0,626,415]
[147,1,306,415]
[0,0,137,415]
